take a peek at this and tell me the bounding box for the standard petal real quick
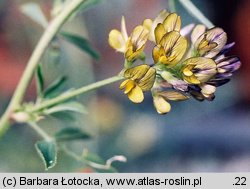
[143,19,153,32]
[108,29,126,52]
[191,24,206,44]
[138,67,156,91]
[149,10,169,42]
[180,23,195,37]
[127,85,144,103]
[163,13,181,33]
[130,25,149,50]
[124,64,150,80]
[159,31,188,66]
[155,23,166,44]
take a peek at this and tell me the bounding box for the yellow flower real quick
[153,91,189,114]
[109,17,149,62]
[152,31,188,66]
[154,13,181,44]
[182,57,217,84]
[192,26,227,58]
[108,16,128,53]
[120,65,156,103]
[142,10,170,42]
[125,25,149,62]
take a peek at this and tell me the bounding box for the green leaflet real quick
[36,64,44,97]
[60,32,100,60]
[43,101,88,115]
[35,140,57,170]
[44,76,67,98]
[55,127,91,141]
[20,2,48,28]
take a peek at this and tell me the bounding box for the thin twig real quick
[0,0,89,137]
[178,0,214,28]
[28,122,53,141]
[29,75,123,113]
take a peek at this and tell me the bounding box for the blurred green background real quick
[0,0,250,172]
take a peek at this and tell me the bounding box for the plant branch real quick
[0,0,88,137]
[29,75,123,113]
[178,0,214,28]
[28,122,53,141]
[168,0,176,12]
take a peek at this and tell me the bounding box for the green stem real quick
[0,0,88,137]
[28,122,53,142]
[178,0,214,28]
[29,75,123,113]
[168,0,176,12]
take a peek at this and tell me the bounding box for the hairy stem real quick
[28,122,53,141]
[0,0,88,137]
[178,0,214,28]
[29,75,123,113]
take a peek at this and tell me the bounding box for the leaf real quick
[60,32,100,60]
[55,127,91,141]
[70,0,102,19]
[43,101,88,115]
[36,64,44,97]
[20,2,48,28]
[44,76,67,98]
[35,140,57,170]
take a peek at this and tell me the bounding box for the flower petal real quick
[121,16,128,41]
[108,29,126,52]
[180,24,195,37]
[127,85,144,103]
[158,91,189,101]
[124,64,150,80]
[191,24,206,44]
[153,95,171,114]
[155,23,166,44]
[159,31,188,66]
[122,80,136,94]
[149,10,169,42]
[163,13,181,33]
[138,67,156,91]
[195,27,227,58]
[143,18,153,32]
[200,84,216,96]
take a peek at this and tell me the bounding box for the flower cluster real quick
[109,10,241,114]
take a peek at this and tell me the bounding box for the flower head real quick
[153,31,188,66]
[182,57,217,84]
[109,10,241,114]
[109,17,149,62]
[120,65,156,103]
[192,26,227,58]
